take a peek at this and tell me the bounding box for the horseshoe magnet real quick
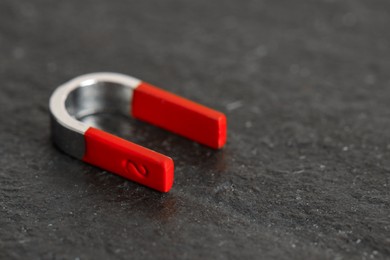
[49,73,227,192]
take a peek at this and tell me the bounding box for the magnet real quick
[50,73,227,192]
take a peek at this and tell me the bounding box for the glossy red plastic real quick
[132,82,227,149]
[82,127,174,192]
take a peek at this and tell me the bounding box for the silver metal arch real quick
[50,72,141,159]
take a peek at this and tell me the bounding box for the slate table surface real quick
[1,0,389,259]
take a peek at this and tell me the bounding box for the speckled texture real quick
[1,0,390,259]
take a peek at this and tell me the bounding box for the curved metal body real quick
[50,73,140,159]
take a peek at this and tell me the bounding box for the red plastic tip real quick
[132,82,227,149]
[83,127,174,192]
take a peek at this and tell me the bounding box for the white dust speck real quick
[226,100,243,111]
[245,121,253,128]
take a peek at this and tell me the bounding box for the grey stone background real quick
[0,0,389,259]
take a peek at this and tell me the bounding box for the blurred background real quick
[0,0,389,259]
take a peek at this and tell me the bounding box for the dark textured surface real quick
[1,0,390,259]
